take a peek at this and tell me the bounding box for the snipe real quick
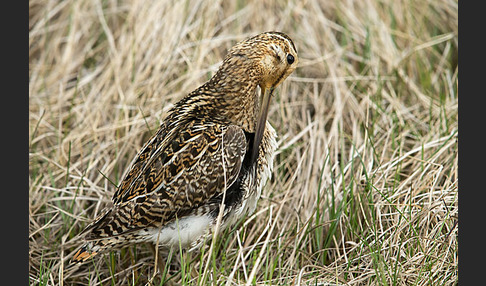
[71,32,298,269]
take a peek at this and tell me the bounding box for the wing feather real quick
[95,122,247,235]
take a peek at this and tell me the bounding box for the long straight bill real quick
[251,86,274,164]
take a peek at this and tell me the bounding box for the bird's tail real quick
[70,206,146,264]
[71,242,100,263]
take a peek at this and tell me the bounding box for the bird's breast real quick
[221,122,278,227]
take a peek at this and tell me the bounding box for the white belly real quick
[142,215,212,248]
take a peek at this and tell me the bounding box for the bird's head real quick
[224,31,298,92]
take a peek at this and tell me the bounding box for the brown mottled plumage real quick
[71,31,298,263]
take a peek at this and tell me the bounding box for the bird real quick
[71,31,298,266]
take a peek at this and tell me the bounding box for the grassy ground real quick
[29,0,458,285]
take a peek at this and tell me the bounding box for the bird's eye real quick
[286,54,295,65]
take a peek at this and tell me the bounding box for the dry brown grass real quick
[29,0,458,285]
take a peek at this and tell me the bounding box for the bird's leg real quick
[147,244,179,285]
[182,250,200,281]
